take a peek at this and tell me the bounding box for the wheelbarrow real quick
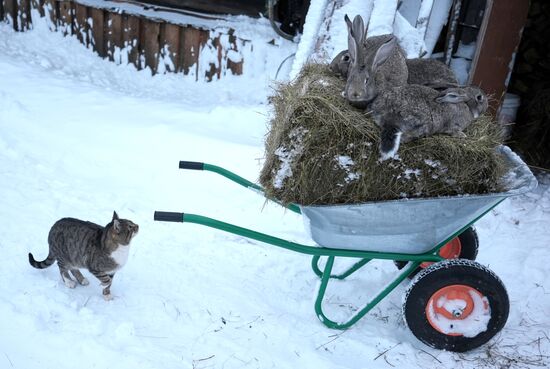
[154,146,537,352]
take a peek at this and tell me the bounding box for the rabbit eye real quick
[343,55,350,62]
[476,94,484,102]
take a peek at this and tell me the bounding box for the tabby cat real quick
[29,211,139,300]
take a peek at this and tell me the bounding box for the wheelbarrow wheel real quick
[402,259,509,352]
[394,226,479,278]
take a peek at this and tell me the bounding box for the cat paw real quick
[64,279,77,289]
[79,278,90,286]
[103,293,113,301]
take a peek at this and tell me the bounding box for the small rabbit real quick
[371,84,489,160]
[329,50,350,77]
[344,15,408,108]
[330,49,458,86]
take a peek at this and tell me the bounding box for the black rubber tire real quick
[394,226,479,277]
[453,226,479,260]
[403,259,509,352]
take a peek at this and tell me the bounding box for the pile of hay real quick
[260,63,509,206]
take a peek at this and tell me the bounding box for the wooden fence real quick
[0,0,244,80]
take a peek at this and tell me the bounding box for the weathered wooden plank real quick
[106,11,123,63]
[3,0,17,29]
[227,54,243,76]
[228,60,243,75]
[415,0,434,37]
[179,26,202,78]
[204,36,221,81]
[443,0,462,65]
[226,32,243,76]
[29,0,45,18]
[140,18,160,74]
[73,2,89,46]
[159,22,180,73]
[18,0,28,30]
[122,14,140,69]
[215,36,222,79]
[43,0,56,31]
[470,0,530,113]
[17,0,32,31]
[58,0,73,35]
[90,7,106,57]
[415,0,434,56]
[198,28,211,81]
[368,0,396,34]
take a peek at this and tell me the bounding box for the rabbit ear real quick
[352,15,365,45]
[472,88,488,116]
[345,15,357,61]
[372,36,397,72]
[435,90,470,103]
[344,14,352,29]
[344,14,352,30]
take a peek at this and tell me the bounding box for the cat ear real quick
[113,218,120,232]
[112,211,120,232]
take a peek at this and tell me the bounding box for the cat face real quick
[111,211,139,246]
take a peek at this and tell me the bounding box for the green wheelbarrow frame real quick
[154,161,507,330]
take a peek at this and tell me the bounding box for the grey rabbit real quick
[329,49,351,77]
[29,211,139,300]
[330,49,458,85]
[344,14,408,108]
[372,84,489,160]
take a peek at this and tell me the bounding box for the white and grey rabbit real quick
[372,84,489,161]
[330,50,458,85]
[343,15,408,108]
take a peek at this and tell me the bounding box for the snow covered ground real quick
[1,12,550,369]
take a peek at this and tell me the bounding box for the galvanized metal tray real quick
[300,146,538,253]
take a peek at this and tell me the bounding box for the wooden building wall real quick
[469,0,530,112]
[0,0,244,80]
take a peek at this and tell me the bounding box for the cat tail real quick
[28,252,55,269]
[379,124,403,161]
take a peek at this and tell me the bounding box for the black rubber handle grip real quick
[154,211,184,222]
[179,161,204,170]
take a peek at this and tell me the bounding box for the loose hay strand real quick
[260,63,508,206]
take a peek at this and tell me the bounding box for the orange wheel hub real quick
[421,237,462,269]
[425,284,487,336]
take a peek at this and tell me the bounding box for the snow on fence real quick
[0,0,252,80]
